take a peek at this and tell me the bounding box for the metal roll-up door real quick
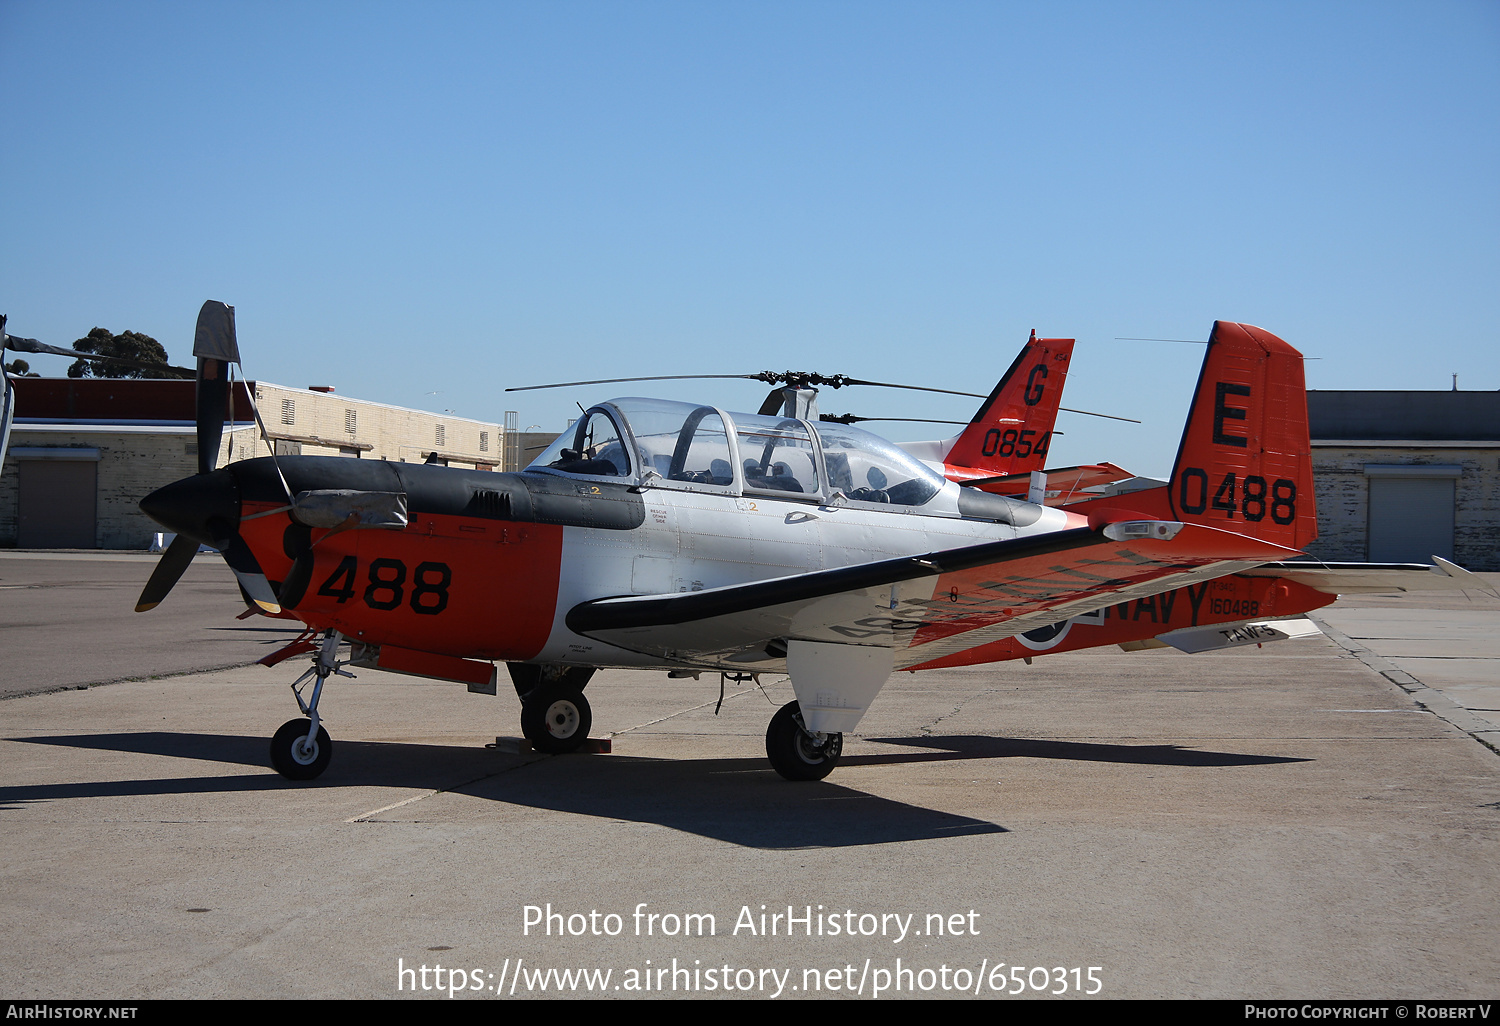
[1365,465,1459,563]
[17,456,99,548]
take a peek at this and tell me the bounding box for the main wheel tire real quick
[520,685,593,754]
[765,700,842,781]
[270,718,332,781]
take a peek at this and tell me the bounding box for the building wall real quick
[1,425,257,549]
[251,383,500,469]
[1305,444,1500,570]
[3,377,506,549]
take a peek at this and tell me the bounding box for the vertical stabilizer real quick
[1166,321,1317,550]
[943,332,1075,477]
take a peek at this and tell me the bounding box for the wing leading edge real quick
[567,520,1302,670]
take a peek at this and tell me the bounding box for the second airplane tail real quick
[942,331,1074,477]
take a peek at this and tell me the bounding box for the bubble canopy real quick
[527,397,947,507]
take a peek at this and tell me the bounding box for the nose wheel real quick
[520,683,593,754]
[270,718,332,780]
[765,700,842,781]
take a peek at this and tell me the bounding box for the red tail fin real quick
[944,332,1074,476]
[1070,322,1317,551]
[1165,321,1317,549]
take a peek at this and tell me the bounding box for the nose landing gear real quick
[269,629,352,781]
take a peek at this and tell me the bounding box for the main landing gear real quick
[508,665,596,754]
[765,700,843,781]
[269,629,353,781]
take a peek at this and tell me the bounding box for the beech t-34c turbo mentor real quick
[135,302,1485,782]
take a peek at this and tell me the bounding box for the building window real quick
[281,398,296,425]
[435,424,446,447]
[345,409,357,434]
[479,431,489,452]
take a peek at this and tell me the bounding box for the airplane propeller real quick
[135,301,283,614]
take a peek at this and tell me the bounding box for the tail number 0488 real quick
[1178,469,1296,524]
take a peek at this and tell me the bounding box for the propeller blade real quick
[219,532,281,614]
[135,534,200,612]
[193,302,238,475]
[196,357,230,474]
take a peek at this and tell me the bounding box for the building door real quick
[1367,471,1456,563]
[17,459,97,547]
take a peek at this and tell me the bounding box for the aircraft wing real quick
[567,520,1302,670]
[1240,557,1498,596]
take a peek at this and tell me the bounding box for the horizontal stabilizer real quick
[1241,559,1499,596]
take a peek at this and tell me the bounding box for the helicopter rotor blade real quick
[505,367,1140,423]
[1057,406,1141,424]
[505,374,763,393]
[819,414,968,426]
[2,335,194,377]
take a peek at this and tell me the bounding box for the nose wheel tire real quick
[270,718,332,780]
[520,685,593,754]
[765,700,842,781]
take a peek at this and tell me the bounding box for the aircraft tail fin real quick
[942,331,1074,476]
[1087,321,1317,549]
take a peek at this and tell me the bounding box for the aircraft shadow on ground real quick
[2,731,1306,847]
[857,735,1311,768]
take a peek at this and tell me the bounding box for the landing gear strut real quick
[765,700,842,781]
[270,630,351,781]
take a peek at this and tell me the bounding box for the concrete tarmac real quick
[1,554,1497,1000]
[0,551,304,697]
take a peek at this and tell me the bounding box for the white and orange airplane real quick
[136,304,1485,782]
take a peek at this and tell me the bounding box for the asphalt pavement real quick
[1,553,1496,1000]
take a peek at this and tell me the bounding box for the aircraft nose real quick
[139,469,241,547]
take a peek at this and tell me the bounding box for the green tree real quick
[3,357,38,376]
[67,328,175,379]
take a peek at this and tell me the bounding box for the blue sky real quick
[3,1,1496,476]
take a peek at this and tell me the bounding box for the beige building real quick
[2,377,506,549]
[245,381,500,468]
